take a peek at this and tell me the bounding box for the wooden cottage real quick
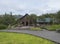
[18,14,34,26]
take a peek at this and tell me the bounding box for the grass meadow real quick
[0,32,55,44]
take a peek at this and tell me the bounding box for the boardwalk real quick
[0,28,60,44]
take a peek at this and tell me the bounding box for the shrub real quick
[0,24,7,29]
[30,27,42,31]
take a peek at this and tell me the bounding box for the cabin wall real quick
[20,15,30,26]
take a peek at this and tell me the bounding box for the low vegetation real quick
[0,24,7,30]
[30,27,42,31]
[0,32,55,44]
[46,24,60,31]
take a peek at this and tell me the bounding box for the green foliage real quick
[39,11,60,24]
[0,13,17,29]
[56,11,60,18]
[0,14,16,26]
[39,13,56,18]
[0,24,7,29]
[38,12,59,24]
[3,14,16,25]
[56,11,60,23]
[46,24,60,31]
[0,32,55,44]
[30,14,37,25]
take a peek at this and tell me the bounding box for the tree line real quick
[0,11,60,29]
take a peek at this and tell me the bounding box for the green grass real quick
[0,32,55,44]
[46,24,60,31]
[30,27,42,31]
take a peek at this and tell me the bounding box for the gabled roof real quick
[20,14,29,20]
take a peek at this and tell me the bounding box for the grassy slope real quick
[46,24,60,31]
[0,32,55,44]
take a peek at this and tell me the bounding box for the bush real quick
[30,27,42,31]
[0,24,7,29]
[56,29,60,33]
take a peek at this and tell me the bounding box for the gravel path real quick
[0,29,60,44]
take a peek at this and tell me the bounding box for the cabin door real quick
[26,21,28,26]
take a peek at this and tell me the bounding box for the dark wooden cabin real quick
[18,14,34,26]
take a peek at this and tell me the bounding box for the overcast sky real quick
[0,0,60,15]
